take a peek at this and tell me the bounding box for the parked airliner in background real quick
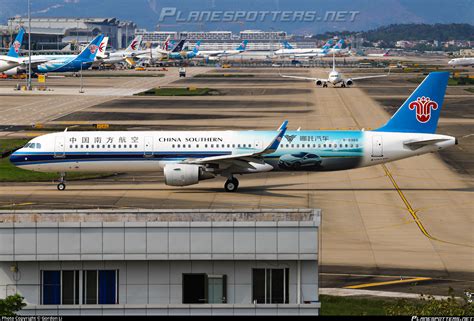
[196,40,248,61]
[280,53,389,87]
[448,57,474,67]
[274,39,334,57]
[11,72,455,192]
[0,28,25,72]
[367,49,391,57]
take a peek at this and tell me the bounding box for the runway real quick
[0,67,472,287]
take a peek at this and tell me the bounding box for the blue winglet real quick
[265,120,288,153]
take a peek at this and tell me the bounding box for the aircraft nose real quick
[9,150,24,165]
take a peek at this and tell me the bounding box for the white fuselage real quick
[448,57,474,66]
[11,130,455,175]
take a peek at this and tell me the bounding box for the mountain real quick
[0,0,473,33]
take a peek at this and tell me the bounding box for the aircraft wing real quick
[279,73,326,82]
[350,69,390,81]
[183,120,288,167]
[403,138,450,150]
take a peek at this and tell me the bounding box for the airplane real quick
[195,40,248,61]
[367,49,391,57]
[0,28,25,72]
[273,39,334,57]
[448,57,474,67]
[280,52,389,87]
[0,29,46,73]
[4,35,108,75]
[292,39,346,58]
[10,72,456,193]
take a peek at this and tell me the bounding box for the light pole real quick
[79,62,85,93]
[27,0,32,90]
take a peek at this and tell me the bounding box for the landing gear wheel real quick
[57,183,66,191]
[323,83,328,88]
[341,83,346,88]
[224,178,239,192]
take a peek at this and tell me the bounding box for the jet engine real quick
[346,79,353,86]
[164,163,214,186]
[3,67,20,76]
[315,80,323,86]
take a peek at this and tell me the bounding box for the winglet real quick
[261,120,288,154]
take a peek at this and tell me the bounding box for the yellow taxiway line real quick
[382,164,472,248]
[344,277,432,289]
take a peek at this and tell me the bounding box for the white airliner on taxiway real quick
[11,72,455,192]
[280,53,389,87]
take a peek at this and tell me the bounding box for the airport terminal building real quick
[0,209,320,315]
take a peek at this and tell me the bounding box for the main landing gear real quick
[224,176,239,192]
[341,82,346,88]
[57,172,66,191]
[322,82,328,88]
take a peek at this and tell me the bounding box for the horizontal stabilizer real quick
[403,138,449,150]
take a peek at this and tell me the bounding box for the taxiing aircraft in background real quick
[280,53,389,87]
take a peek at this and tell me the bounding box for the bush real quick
[0,294,26,316]
[385,289,473,316]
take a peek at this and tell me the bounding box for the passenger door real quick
[54,136,65,158]
[371,135,383,157]
[144,136,153,157]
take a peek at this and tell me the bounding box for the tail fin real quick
[375,72,449,134]
[236,40,247,51]
[172,39,185,52]
[192,41,201,53]
[7,28,25,58]
[126,35,142,52]
[75,34,104,62]
[333,39,345,49]
[283,41,293,49]
[322,39,334,50]
[95,36,109,60]
[163,35,171,50]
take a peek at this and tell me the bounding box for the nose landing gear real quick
[57,172,66,191]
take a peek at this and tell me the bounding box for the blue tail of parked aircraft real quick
[333,39,345,49]
[282,41,293,49]
[192,41,201,53]
[236,40,248,51]
[321,39,334,50]
[375,72,449,134]
[73,34,105,63]
[7,28,25,58]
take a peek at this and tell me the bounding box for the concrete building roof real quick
[0,209,320,223]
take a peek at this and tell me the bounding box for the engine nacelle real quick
[3,67,20,76]
[164,163,214,186]
[346,79,353,86]
[315,80,323,86]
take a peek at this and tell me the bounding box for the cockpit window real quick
[36,143,41,149]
